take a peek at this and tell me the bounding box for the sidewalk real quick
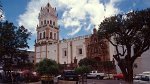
[58,80,77,84]
[28,81,41,84]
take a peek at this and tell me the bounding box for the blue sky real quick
[1,0,150,51]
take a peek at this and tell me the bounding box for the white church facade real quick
[34,3,114,65]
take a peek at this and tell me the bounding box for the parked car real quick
[53,75,61,83]
[133,74,143,83]
[61,70,79,81]
[56,75,61,80]
[113,73,124,80]
[142,71,150,75]
[86,71,105,79]
[103,74,114,79]
[135,75,150,84]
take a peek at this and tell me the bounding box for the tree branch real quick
[106,36,117,46]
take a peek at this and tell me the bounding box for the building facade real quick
[34,3,114,67]
[27,51,35,64]
[85,28,110,61]
[133,49,150,75]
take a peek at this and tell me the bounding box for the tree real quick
[57,63,65,74]
[0,21,31,83]
[36,58,59,75]
[74,66,91,84]
[78,58,97,68]
[98,8,150,83]
[0,21,31,68]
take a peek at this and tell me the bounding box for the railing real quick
[59,34,91,43]
[37,24,59,29]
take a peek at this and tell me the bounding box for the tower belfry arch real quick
[36,2,59,44]
[35,2,59,63]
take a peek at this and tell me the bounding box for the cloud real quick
[68,26,82,36]
[85,23,92,31]
[28,47,34,51]
[18,0,120,35]
[0,8,5,21]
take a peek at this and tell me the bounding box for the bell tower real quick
[36,3,59,44]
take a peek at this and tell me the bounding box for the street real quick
[9,79,140,84]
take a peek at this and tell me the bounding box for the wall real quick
[35,38,87,64]
[134,49,150,75]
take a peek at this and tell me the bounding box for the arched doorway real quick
[94,57,101,62]
[94,57,102,71]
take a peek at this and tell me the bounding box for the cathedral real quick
[34,3,114,67]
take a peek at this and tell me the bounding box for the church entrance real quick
[94,57,101,62]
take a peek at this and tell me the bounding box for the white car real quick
[142,71,150,75]
[87,71,105,79]
[134,75,150,84]
[133,74,143,83]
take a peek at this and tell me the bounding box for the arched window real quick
[43,32,45,38]
[44,20,46,24]
[54,33,56,39]
[41,21,43,25]
[50,20,52,24]
[40,33,42,39]
[53,21,55,26]
[47,21,49,24]
[50,32,52,39]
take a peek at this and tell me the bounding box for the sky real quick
[1,0,150,51]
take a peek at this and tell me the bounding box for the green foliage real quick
[99,8,150,51]
[79,58,115,71]
[36,58,59,75]
[74,66,91,75]
[103,61,114,67]
[0,21,31,70]
[98,8,150,82]
[57,63,65,74]
[103,61,115,71]
[78,58,97,67]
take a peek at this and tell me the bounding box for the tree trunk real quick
[118,60,134,83]
[82,75,84,84]
[126,62,133,83]
[120,62,133,83]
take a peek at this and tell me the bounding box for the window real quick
[64,50,67,56]
[50,32,52,39]
[41,21,43,25]
[63,48,67,57]
[79,48,82,55]
[77,46,83,56]
[54,33,56,39]
[47,9,49,12]
[44,20,46,24]
[40,33,42,39]
[50,20,52,24]
[43,32,45,38]
[47,21,49,24]
[53,21,55,26]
